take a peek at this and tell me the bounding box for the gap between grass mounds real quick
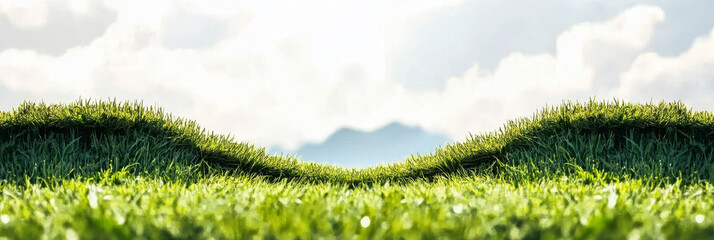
[1,99,713,185]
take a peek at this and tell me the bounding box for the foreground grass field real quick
[2,173,713,239]
[1,99,714,239]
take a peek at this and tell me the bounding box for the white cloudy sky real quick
[1,0,713,151]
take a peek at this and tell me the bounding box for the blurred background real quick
[1,0,713,167]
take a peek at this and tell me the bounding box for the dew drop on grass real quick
[579,216,588,225]
[509,227,522,239]
[628,229,640,240]
[452,204,464,214]
[114,210,126,225]
[0,214,10,224]
[696,214,705,224]
[66,229,79,240]
[402,218,413,229]
[607,192,618,209]
[88,191,98,209]
[646,198,656,211]
[360,216,371,228]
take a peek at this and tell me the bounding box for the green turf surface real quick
[1,99,713,239]
[2,173,713,239]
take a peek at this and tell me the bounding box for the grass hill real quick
[2,99,713,185]
[2,99,714,239]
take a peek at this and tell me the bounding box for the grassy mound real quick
[3,99,714,239]
[2,99,713,184]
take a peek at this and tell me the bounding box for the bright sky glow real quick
[1,0,714,155]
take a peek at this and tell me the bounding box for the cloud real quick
[637,0,714,56]
[0,0,116,56]
[615,28,714,110]
[389,0,672,91]
[416,5,665,138]
[161,11,228,49]
[0,0,466,150]
[0,2,710,154]
[0,0,49,28]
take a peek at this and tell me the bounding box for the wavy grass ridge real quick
[1,99,713,184]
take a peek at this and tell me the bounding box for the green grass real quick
[1,99,714,239]
[2,99,714,184]
[2,173,714,239]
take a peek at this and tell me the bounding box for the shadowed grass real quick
[1,99,713,185]
[3,99,714,239]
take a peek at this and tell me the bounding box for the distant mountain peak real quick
[271,122,451,168]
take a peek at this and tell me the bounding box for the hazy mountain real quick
[270,122,451,168]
